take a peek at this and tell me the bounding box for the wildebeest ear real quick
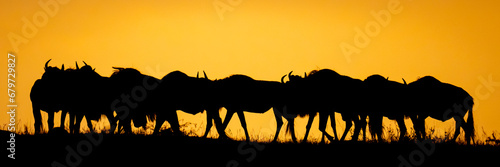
[61,64,64,70]
[304,72,307,78]
[386,77,389,80]
[197,72,199,78]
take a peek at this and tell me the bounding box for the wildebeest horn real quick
[281,74,287,83]
[45,59,52,69]
[387,77,389,80]
[304,72,307,78]
[288,71,293,78]
[83,61,88,66]
[402,78,407,85]
[112,67,124,70]
[61,64,64,70]
[197,72,199,78]
[203,71,208,79]
[75,61,79,69]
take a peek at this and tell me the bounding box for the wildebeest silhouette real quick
[283,69,367,143]
[31,59,69,133]
[363,74,409,141]
[66,62,117,134]
[108,67,161,134]
[278,71,321,143]
[149,71,228,138]
[407,76,475,144]
[207,73,286,141]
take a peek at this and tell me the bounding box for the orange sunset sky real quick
[1,0,499,142]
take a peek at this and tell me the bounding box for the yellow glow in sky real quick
[1,0,500,141]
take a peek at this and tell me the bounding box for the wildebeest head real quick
[80,61,95,72]
[284,71,305,83]
[42,59,64,80]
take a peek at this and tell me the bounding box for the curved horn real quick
[288,71,293,78]
[196,72,199,78]
[75,61,79,70]
[203,71,208,79]
[61,64,64,70]
[83,61,88,66]
[45,59,52,69]
[281,74,287,83]
[402,78,407,85]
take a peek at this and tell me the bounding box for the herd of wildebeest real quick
[31,60,476,144]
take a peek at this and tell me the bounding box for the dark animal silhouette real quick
[363,74,409,141]
[279,71,321,143]
[150,71,227,138]
[31,59,69,133]
[407,76,475,144]
[207,74,286,141]
[283,69,367,143]
[108,67,161,134]
[65,62,117,134]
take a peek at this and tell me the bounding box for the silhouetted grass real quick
[3,124,499,167]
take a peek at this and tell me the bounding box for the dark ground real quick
[2,130,499,167]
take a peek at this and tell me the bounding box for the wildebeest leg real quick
[272,108,284,142]
[106,113,117,134]
[417,116,426,139]
[222,110,236,130]
[32,104,42,134]
[153,113,165,135]
[452,116,466,141]
[410,115,421,140]
[204,108,227,139]
[339,119,352,141]
[87,119,94,132]
[351,117,362,141]
[329,112,339,141]
[203,110,213,138]
[166,110,181,135]
[319,112,335,142]
[47,111,55,133]
[60,110,67,130]
[361,115,368,141]
[75,114,84,134]
[396,117,407,141]
[69,112,75,133]
[420,116,426,139]
[353,114,367,141]
[236,111,251,141]
[287,118,298,143]
[302,114,315,143]
[121,119,133,134]
[212,110,227,138]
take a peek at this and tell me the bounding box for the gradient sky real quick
[1,0,499,142]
